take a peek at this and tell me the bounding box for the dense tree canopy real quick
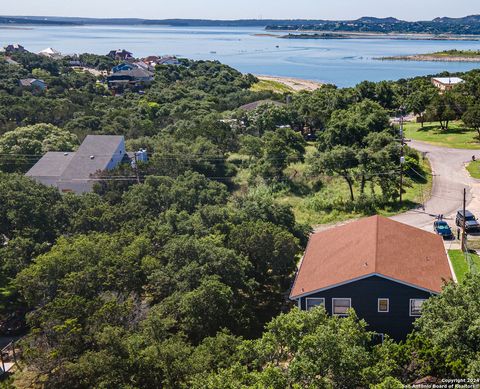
[1,49,480,388]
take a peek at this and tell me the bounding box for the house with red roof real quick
[290,215,454,340]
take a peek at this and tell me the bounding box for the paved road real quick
[391,140,480,233]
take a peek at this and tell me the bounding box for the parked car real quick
[433,220,454,239]
[455,210,480,232]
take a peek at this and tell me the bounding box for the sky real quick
[1,0,479,21]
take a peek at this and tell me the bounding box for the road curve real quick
[391,140,480,231]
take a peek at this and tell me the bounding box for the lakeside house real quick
[431,77,464,92]
[1,44,27,54]
[19,78,47,91]
[290,216,454,340]
[26,135,129,193]
[107,67,154,91]
[38,47,63,59]
[5,57,20,66]
[107,49,133,61]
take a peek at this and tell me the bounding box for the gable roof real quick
[59,135,124,181]
[239,99,285,111]
[432,77,464,85]
[26,152,76,178]
[290,216,453,299]
[19,78,45,87]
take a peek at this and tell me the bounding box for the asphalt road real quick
[391,140,480,233]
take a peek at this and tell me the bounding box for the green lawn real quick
[250,79,294,94]
[448,249,480,283]
[404,121,480,149]
[467,161,480,179]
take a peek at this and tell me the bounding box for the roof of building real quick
[239,99,285,111]
[432,77,464,85]
[19,78,45,87]
[39,47,62,57]
[108,68,154,80]
[58,135,124,181]
[26,152,76,178]
[290,216,453,299]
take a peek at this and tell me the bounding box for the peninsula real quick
[377,49,480,62]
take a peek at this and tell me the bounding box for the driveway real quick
[391,140,480,233]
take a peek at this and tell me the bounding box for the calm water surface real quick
[2,25,480,87]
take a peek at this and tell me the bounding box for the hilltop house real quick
[19,78,47,91]
[290,216,454,340]
[432,77,464,92]
[107,68,154,91]
[26,135,129,193]
[2,44,27,54]
[39,47,63,59]
[107,49,133,61]
[112,62,137,73]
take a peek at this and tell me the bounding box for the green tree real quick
[462,104,480,140]
[309,145,359,201]
[0,123,78,172]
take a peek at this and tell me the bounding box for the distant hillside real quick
[0,16,78,25]
[2,15,480,34]
[265,15,480,35]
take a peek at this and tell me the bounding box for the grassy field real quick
[279,157,432,226]
[250,79,294,94]
[467,161,480,179]
[232,144,433,227]
[403,121,480,149]
[448,249,480,283]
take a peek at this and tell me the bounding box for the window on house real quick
[410,299,426,317]
[332,298,351,316]
[378,298,389,313]
[306,298,325,311]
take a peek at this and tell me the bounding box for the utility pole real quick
[398,108,407,203]
[133,152,141,184]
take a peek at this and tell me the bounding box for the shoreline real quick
[262,30,480,41]
[255,75,324,92]
[376,54,480,63]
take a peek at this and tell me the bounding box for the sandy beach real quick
[256,75,323,92]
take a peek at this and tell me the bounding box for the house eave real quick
[290,273,441,300]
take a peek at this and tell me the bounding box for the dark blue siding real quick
[297,275,434,340]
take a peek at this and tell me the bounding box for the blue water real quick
[2,25,480,87]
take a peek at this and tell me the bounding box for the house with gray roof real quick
[26,135,128,193]
[19,78,47,91]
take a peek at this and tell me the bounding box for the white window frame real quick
[332,298,351,316]
[378,298,389,313]
[409,299,426,317]
[305,297,325,311]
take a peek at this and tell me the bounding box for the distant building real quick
[4,57,20,66]
[19,78,47,91]
[239,99,285,111]
[432,77,464,92]
[290,216,454,341]
[26,135,128,193]
[38,47,63,59]
[112,62,137,73]
[107,68,154,91]
[157,55,180,65]
[2,44,27,54]
[107,49,133,61]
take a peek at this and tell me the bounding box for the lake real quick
[2,25,480,87]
